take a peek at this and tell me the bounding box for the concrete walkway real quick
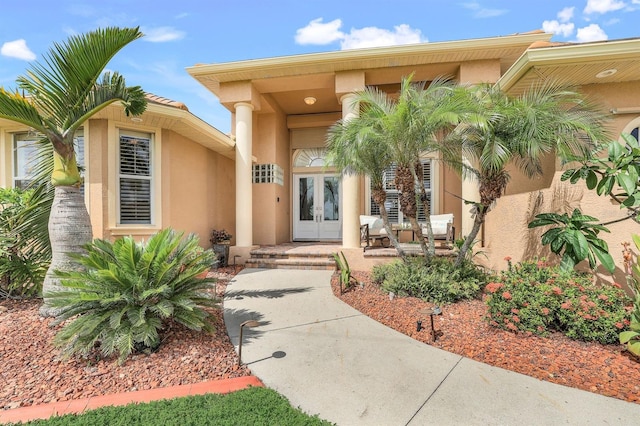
[224,268,640,426]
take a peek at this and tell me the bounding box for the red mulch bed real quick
[0,267,251,411]
[332,271,640,405]
[3,266,639,411]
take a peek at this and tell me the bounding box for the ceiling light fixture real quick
[596,69,617,78]
[304,96,316,105]
[131,117,143,122]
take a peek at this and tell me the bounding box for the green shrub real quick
[372,257,489,304]
[0,187,51,298]
[485,259,630,344]
[48,228,218,364]
[619,236,640,357]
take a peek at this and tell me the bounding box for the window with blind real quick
[13,133,39,189]
[13,131,84,190]
[118,132,152,224]
[370,159,433,223]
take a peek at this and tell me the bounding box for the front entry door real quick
[293,174,341,240]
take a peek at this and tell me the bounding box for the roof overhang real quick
[187,31,553,97]
[93,99,236,160]
[497,38,640,95]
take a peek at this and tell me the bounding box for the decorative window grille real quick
[118,132,152,224]
[370,159,433,223]
[252,164,284,185]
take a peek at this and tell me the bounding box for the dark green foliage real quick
[333,251,355,290]
[48,228,218,364]
[528,208,614,273]
[14,387,333,425]
[0,187,51,298]
[485,259,630,344]
[372,257,489,304]
[619,235,640,357]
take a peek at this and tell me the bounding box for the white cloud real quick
[461,1,508,18]
[558,6,575,22]
[295,18,344,45]
[175,12,189,19]
[576,23,608,41]
[1,39,36,61]
[295,18,425,50]
[142,26,186,42]
[542,20,575,37]
[584,0,626,14]
[341,24,424,49]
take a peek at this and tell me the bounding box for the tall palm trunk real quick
[411,160,434,261]
[454,173,507,266]
[372,186,405,259]
[39,186,92,317]
[454,204,487,267]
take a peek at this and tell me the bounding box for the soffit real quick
[188,32,551,116]
[498,38,640,95]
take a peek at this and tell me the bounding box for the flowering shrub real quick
[484,259,630,344]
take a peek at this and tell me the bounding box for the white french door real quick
[293,174,342,240]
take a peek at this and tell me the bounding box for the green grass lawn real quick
[13,387,333,426]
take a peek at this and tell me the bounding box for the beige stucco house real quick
[0,94,236,248]
[2,30,640,276]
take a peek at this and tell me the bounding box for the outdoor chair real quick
[421,213,455,248]
[359,215,390,251]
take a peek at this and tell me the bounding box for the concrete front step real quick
[246,243,340,270]
[245,257,337,270]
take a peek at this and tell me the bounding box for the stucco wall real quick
[85,121,235,249]
[161,129,235,249]
[483,80,640,278]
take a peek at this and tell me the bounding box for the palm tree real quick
[0,27,147,316]
[327,76,465,261]
[326,88,404,257]
[446,82,610,266]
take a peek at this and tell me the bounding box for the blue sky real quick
[1,0,639,133]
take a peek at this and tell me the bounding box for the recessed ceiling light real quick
[596,69,617,78]
[304,96,317,105]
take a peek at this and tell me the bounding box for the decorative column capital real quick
[234,102,255,111]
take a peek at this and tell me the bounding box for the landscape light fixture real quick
[238,320,260,366]
[417,306,442,342]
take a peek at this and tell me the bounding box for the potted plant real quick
[210,229,232,267]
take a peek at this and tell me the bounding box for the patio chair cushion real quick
[359,215,384,236]
[422,214,454,237]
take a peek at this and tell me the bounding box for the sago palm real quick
[48,228,218,364]
[0,27,147,315]
[446,82,610,266]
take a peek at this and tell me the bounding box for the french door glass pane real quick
[324,177,339,221]
[299,177,314,221]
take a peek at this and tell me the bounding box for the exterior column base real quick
[229,245,259,266]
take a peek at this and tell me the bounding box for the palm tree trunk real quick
[411,161,435,261]
[39,186,92,317]
[377,201,406,260]
[454,203,486,267]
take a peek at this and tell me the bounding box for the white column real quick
[340,94,360,248]
[235,102,253,247]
